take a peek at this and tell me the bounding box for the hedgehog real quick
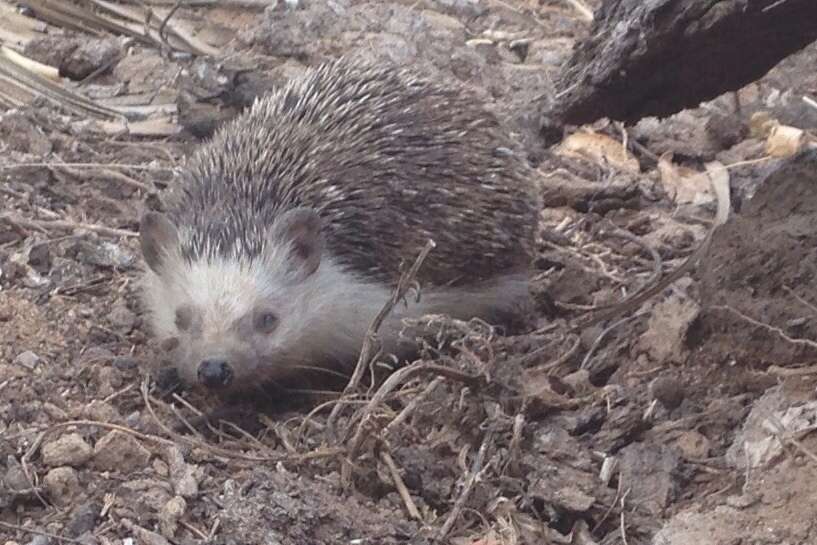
[139,56,540,397]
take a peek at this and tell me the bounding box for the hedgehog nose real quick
[197,359,233,388]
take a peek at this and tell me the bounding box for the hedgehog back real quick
[173,58,538,288]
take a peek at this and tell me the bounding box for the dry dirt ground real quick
[2,1,817,545]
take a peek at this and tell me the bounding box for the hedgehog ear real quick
[270,207,323,280]
[140,212,179,274]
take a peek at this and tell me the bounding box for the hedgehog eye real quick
[254,312,278,334]
[175,306,193,331]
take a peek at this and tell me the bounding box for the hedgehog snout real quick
[197,358,234,389]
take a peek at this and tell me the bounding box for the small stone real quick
[43,467,80,506]
[725,491,760,509]
[675,430,711,460]
[78,346,114,365]
[66,502,101,537]
[125,411,141,428]
[152,459,169,477]
[72,240,136,269]
[113,356,139,371]
[80,400,121,424]
[159,496,186,538]
[27,243,52,274]
[13,350,41,370]
[108,303,137,333]
[25,536,52,545]
[62,37,119,80]
[42,403,69,421]
[92,431,151,472]
[552,486,596,512]
[42,434,93,468]
[561,369,594,395]
[4,456,30,492]
[649,376,685,410]
[166,446,199,498]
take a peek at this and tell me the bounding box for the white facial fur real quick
[141,239,531,393]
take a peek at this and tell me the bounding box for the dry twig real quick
[327,239,436,430]
[140,378,343,464]
[437,432,494,540]
[380,449,422,520]
[0,213,138,238]
[711,305,817,350]
[0,521,85,545]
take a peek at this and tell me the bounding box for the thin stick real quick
[524,334,581,372]
[140,378,335,463]
[599,225,664,306]
[0,521,85,544]
[158,0,183,46]
[437,432,494,540]
[327,240,436,430]
[0,214,137,238]
[380,449,422,520]
[711,305,817,350]
[784,285,817,317]
[767,363,817,377]
[383,376,444,438]
[580,312,647,369]
[619,487,631,545]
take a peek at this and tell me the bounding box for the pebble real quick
[553,486,596,512]
[112,356,139,371]
[4,457,30,491]
[65,502,101,537]
[152,459,169,478]
[25,536,51,545]
[62,38,119,80]
[92,431,151,472]
[561,368,594,395]
[649,375,685,410]
[73,240,136,269]
[13,350,41,370]
[675,430,712,460]
[108,303,138,333]
[726,491,761,509]
[41,433,93,468]
[80,400,121,424]
[125,410,141,429]
[166,446,200,498]
[43,466,80,506]
[159,496,186,538]
[27,243,51,274]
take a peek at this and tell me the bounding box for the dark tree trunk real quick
[540,0,817,142]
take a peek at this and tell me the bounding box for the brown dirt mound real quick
[694,149,817,370]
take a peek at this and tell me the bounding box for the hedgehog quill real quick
[139,57,540,397]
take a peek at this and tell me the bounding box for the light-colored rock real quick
[92,431,151,472]
[159,496,187,538]
[42,433,93,468]
[165,446,200,498]
[43,466,81,506]
[13,350,41,369]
